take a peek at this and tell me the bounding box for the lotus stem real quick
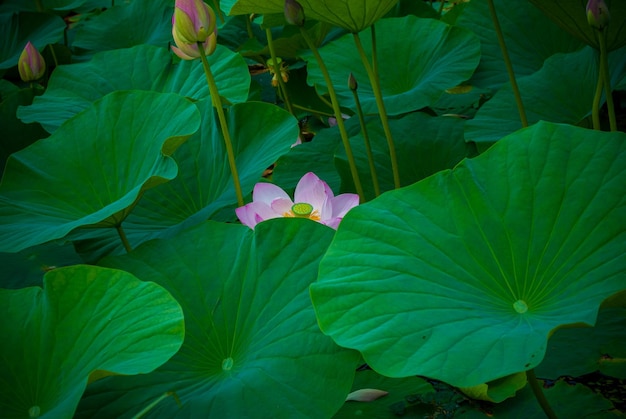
[526,369,558,419]
[591,61,603,130]
[266,28,294,115]
[598,30,617,131]
[487,0,528,128]
[198,42,245,207]
[132,392,180,419]
[298,27,365,201]
[211,0,225,24]
[352,31,401,189]
[116,224,133,253]
[292,103,334,118]
[371,24,378,80]
[350,78,380,198]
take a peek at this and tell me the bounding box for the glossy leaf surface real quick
[311,121,626,387]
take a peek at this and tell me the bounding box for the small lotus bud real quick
[586,0,610,30]
[348,72,358,91]
[173,0,216,44]
[18,42,46,82]
[284,0,305,27]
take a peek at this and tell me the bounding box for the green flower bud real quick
[172,0,216,44]
[348,72,358,91]
[284,0,305,27]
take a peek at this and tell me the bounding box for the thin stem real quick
[351,88,380,198]
[591,58,603,130]
[35,0,44,11]
[352,32,401,189]
[526,369,558,419]
[132,392,179,419]
[266,28,294,115]
[371,24,378,80]
[245,15,254,39]
[116,224,133,253]
[299,27,365,201]
[292,103,334,117]
[211,0,225,24]
[198,42,245,206]
[48,44,59,67]
[487,0,528,128]
[598,30,617,131]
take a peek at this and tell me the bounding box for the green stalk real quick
[211,0,225,24]
[352,32,401,189]
[198,42,245,207]
[598,30,617,131]
[266,28,294,115]
[591,59,603,130]
[371,24,378,80]
[132,392,180,419]
[526,369,558,419]
[292,103,334,117]
[351,86,380,197]
[487,0,528,128]
[116,224,133,253]
[299,27,365,201]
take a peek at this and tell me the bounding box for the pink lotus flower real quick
[236,172,359,230]
[171,0,217,60]
[18,41,45,82]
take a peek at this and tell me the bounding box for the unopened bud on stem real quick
[18,42,45,82]
[586,0,610,30]
[284,0,305,27]
[348,72,358,91]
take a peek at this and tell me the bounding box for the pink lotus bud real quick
[172,0,216,46]
[284,0,305,27]
[586,0,610,30]
[172,27,217,60]
[18,42,46,82]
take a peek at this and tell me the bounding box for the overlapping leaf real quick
[0,265,184,419]
[304,16,480,116]
[76,220,359,418]
[18,44,249,133]
[311,121,626,387]
[0,90,200,253]
[69,99,298,261]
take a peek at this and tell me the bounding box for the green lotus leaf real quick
[456,380,614,417]
[537,307,626,379]
[310,121,626,387]
[0,12,65,70]
[527,0,626,52]
[455,0,584,90]
[459,372,527,403]
[18,44,249,133]
[1,88,48,174]
[72,0,172,54]
[0,90,200,253]
[465,45,626,147]
[224,0,398,32]
[68,99,298,261]
[0,0,108,12]
[304,16,480,116]
[0,264,185,419]
[75,219,359,418]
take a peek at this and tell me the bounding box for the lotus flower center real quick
[292,203,314,217]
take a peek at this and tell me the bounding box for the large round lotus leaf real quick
[455,0,584,90]
[224,0,398,32]
[18,44,249,133]
[0,12,65,69]
[72,0,172,53]
[0,90,200,253]
[75,219,360,418]
[68,99,298,261]
[0,265,185,419]
[527,0,626,52]
[304,16,480,116]
[465,45,626,147]
[310,121,626,387]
